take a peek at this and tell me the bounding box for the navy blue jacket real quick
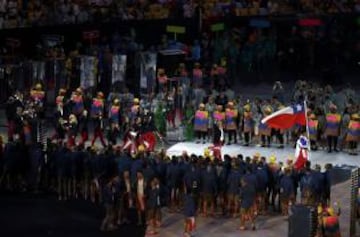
[227,169,242,195]
[255,167,268,193]
[147,187,161,209]
[279,175,295,198]
[240,176,256,209]
[184,166,201,193]
[183,194,196,217]
[201,166,217,194]
[166,162,181,188]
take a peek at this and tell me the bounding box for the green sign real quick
[166,25,186,34]
[211,23,225,32]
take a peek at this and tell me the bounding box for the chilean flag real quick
[261,104,306,129]
[294,136,309,170]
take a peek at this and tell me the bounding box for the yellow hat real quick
[114,98,120,104]
[317,205,323,214]
[133,98,140,104]
[204,148,210,157]
[326,207,335,216]
[97,92,104,98]
[269,155,276,164]
[59,88,66,95]
[76,87,82,93]
[351,113,360,119]
[199,103,205,108]
[244,104,251,111]
[35,83,42,90]
[264,106,272,114]
[138,145,145,152]
[158,68,165,74]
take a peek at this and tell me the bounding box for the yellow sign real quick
[166,25,186,34]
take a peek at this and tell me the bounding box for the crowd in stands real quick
[0,0,359,29]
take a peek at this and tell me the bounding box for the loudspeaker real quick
[330,166,359,237]
[288,204,317,237]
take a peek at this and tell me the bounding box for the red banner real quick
[82,31,100,40]
[298,19,323,27]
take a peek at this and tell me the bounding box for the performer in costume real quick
[210,120,224,160]
[308,113,319,151]
[213,105,225,125]
[67,114,78,147]
[131,98,140,123]
[23,118,32,146]
[320,206,342,237]
[324,104,342,153]
[56,89,67,111]
[242,103,254,146]
[53,89,67,141]
[78,110,89,146]
[346,113,360,155]
[259,106,272,147]
[122,131,139,155]
[194,103,209,144]
[108,98,121,145]
[206,97,216,141]
[138,111,157,152]
[90,92,106,147]
[154,101,167,136]
[30,83,45,117]
[71,88,84,118]
[225,101,238,145]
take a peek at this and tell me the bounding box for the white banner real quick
[112,54,127,84]
[140,52,157,90]
[80,56,97,89]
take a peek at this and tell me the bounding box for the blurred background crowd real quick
[0,0,360,29]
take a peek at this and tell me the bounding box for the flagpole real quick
[304,97,311,161]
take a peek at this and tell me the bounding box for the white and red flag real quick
[261,104,306,129]
[294,135,310,170]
